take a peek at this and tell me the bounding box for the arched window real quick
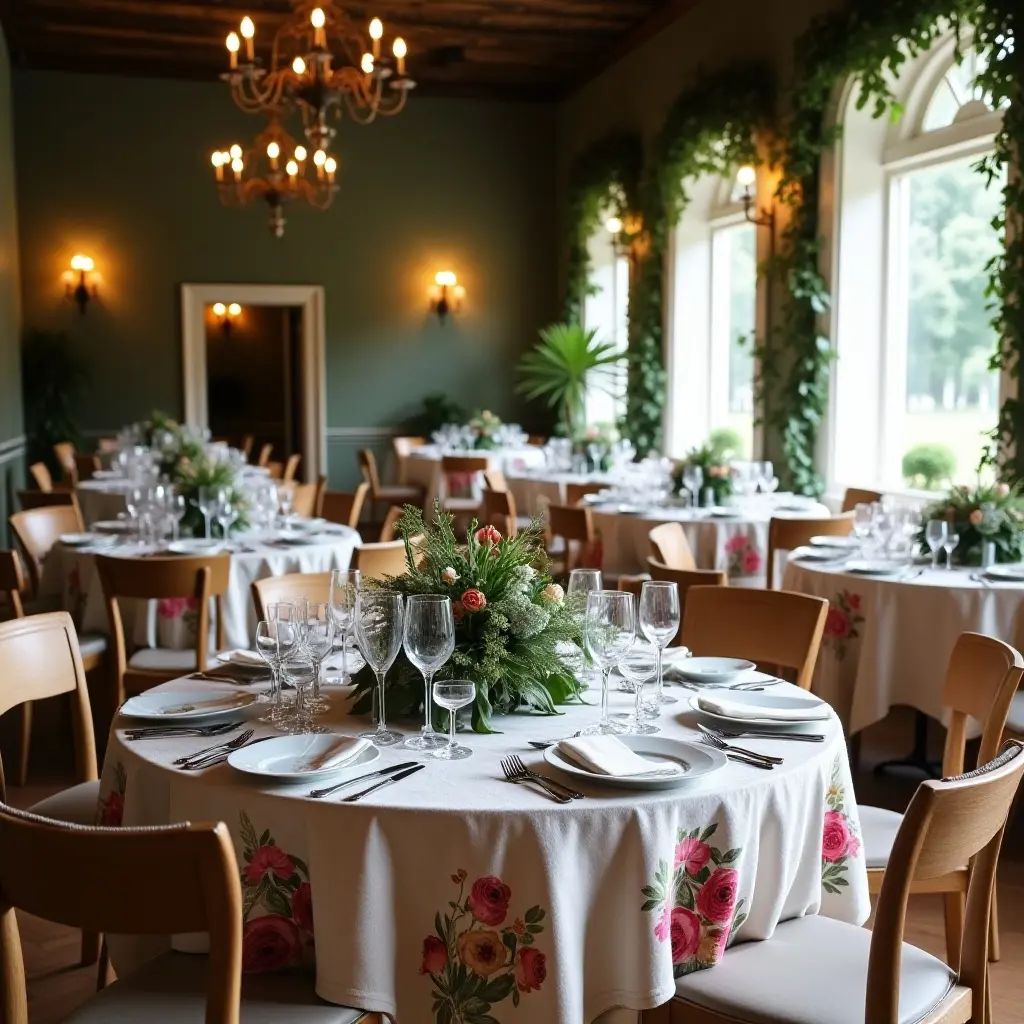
[583,216,629,426]
[827,32,1008,494]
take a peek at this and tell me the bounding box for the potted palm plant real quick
[516,322,623,439]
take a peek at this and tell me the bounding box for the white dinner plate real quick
[688,692,828,729]
[228,734,379,783]
[707,507,740,518]
[809,535,859,549]
[290,517,327,532]
[167,539,226,555]
[544,736,726,790]
[843,560,903,576]
[674,657,756,684]
[120,688,259,722]
[60,532,115,548]
[91,469,120,479]
[91,519,133,534]
[983,564,1024,582]
[791,547,845,563]
[274,531,318,545]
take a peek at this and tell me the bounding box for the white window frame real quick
[582,225,629,427]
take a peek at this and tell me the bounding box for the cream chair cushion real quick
[376,484,423,503]
[28,780,100,826]
[128,648,221,672]
[67,951,371,1023]
[673,915,955,1024]
[79,633,108,659]
[858,803,904,869]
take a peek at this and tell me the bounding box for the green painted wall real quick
[13,71,558,486]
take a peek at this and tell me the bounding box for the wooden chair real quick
[378,505,404,542]
[354,538,416,580]
[392,436,426,485]
[766,514,853,589]
[267,461,284,480]
[95,554,231,708]
[483,488,518,538]
[565,482,603,506]
[0,549,26,621]
[291,475,327,518]
[322,483,370,529]
[841,486,883,512]
[439,455,489,516]
[74,452,102,482]
[257,442,273,467]
[647,559,727,644]
[546,504,596,576]
[0,808,381,1023]
[0,612,101,966]
[358,449,424,518]
[859,632,1024,969]
[9,504,85,596]
[648,522,697,570]
[527,435,546,446]
[484,468,508,492]
[17,489,79,513]
[54,442,77,486]
[666,740,1024,1024]
[679,586,828,690]
[252,571,333,621]
[282,453,302,483]
[96,437,119,454]
[28,461,55,492]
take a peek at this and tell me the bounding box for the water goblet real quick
[943,524,960,571]
[255,618,297,722]
[581,590,636,736]
[640,580,680,705]
[197,486,222,540]
[168,491,187,541]
[354,591,404,746]
[302,601,335,713]
[403,595,455,750]
[617,643,660,734]
[925,520,948,570]
[853,502,875,554]
[216,497,238,542]
[275,659,327,734]
[328,569,361,683]
[432,680,477,760]
[277,483,296,528]
[683,465,704,508]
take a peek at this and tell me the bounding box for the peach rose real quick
[460,589,487,613]
[541,583,564,604]
[969,508,984,525]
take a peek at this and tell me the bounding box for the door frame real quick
[180,283,326,483]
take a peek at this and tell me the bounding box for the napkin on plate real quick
[300,737,371,772]
[558,736,683,777]
[695,695,829,722]
[222,649,266,667]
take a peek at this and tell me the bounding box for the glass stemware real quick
[925,519,948,570]
[277,483,296,528]
[255,618,296,722]
[276,660,327,734]
[682,465,704,508]
[432,680,476,760]
[302,601,334,713]
[567,568,602,683]
[168,491,187,541]
[581,590,636,736]
[943,523,960,571]
[354,591,404,746]
[617,643,660,734]
[216,497,238,542]
[198,486,222,540]
[640,580,681,705]
[328,569,361,683]
[853,502,874,555]
[403,595,455,750]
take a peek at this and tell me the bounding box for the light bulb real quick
[313,149,327,166]
[231,158,244,173]
[229,143,242,160]
[226,31,240,52]
[286,159,298,175]
[736,164,756,188]
[324,156,337,174]
[240,16,254,39]
[605,215,623,234]
[294,145,307,161]
[292,56,306,74]
[392,36,407,58]
[228,303,242,317]
[266,141,280,159]
[361,52,374,74]
[369,17,383,39]
[212,302,226,316]
[70,254,94,272]
[211,151,223,167]
[310,7,326,28]
[435,270,456,287]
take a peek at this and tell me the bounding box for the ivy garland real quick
[771,0,1023,494]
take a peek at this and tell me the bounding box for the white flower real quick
[442,567,459,584]
[541,583,564,604]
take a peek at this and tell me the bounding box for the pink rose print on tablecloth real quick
[821,756,862,894]
[242,915,303,974]
[244,843,296,885]
[724,535,762,578]
[422,870,547,1018]
[642,822,748,977]
[824,590,864,662]
[96,762,127,826]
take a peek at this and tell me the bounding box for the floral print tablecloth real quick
[98,678,869,1024]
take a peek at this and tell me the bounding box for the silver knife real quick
[342,763,425,802]
[310,761,419,799]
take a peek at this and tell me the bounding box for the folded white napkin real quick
[300,737,371,772]
[222,649,266,667]
[696,695,829,722]
[558,736,683,777]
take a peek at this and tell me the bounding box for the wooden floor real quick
[8,706,1024,1022]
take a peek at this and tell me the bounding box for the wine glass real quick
[581,590,635,736]
[302,602,335,713]
[943,523,960,571]
[276,659,327,734]
[328,569,361,683]
[255,619,296,722]
[354,591,404,746]
[168,491,187,541]
[853,503,874,554]
[683,466,704,508]
[617,643,660,734]
[640,580,680,705]
[432,680,476,760]
[567,568,602,682]
[403,595,455,750]
[125,486,143,541]
[198,486,222,540]
[925,519,948,570]
[216,497,238,542]
[277,482,296,528]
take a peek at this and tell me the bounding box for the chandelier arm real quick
[374,86,409,118]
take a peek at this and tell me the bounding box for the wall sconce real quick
[65,254,98,313]
[430,271,465,321]
[736,165,775,230]
[212,301,242,336]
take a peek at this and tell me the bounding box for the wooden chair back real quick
[0,613,98,795]
[95,554,232,705]
[441,455,489,474]
[28,462,54,492]
[321,483,369,529]
[354,538,414,580]
[841,487,883,513]
[546,505,595,574]
[483,488,518,538]
[282,453,302,483]
[97,437,119,454]
[565,482,603,506]
[17,490,79,514]
[647,558,726,643]
[484,468,508,493]
[251,572,333,621]
[680,586,829,689]
[257,443,273,467]
[240,435,254,460]
[527,435,546,447]
[0,811,243,1024]
[378,505,404,542]
[392,436,425,485]
[766,514,853,589]
[648,522,697,570]
[291,476,326,518]
[0,550,26,618]
[358,448,384,499]
[9,504,84,595]
[74,453,101,483]
[266,461,283,480]
[53,443,77,485]
[867,741,1024,1023]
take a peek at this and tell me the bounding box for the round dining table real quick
[783,558,1024,735]
[405,445,548,511]
[98,677,868,1024]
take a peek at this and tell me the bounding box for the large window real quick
[583,223,629,427]
[829,34,1007,493]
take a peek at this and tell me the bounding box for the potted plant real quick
[20,329,87,473]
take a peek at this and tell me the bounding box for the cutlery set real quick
[309,761,419,799]
[500,754,583,803]
[124,721,241,741]
[175,729,260,770]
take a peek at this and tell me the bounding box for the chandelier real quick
[211,1,414,235]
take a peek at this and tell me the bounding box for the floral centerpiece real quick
[916,481,1024,565]
[468,410,503,450]
[576,421,619,471]
[673,443,733,504]
[350,505,584,732]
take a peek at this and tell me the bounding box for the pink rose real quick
[244,844,296,885]
[847,593,861,610]
[420,935,447,975]
[242,914,302,973]
[824,607,850,639]
[541,583,564,604]
[997,483,1010,497]
[442,567,459,584]
[670,906,701,964]
[98,792,124,827]
[742,549,761,573]
[515,946,546,993]
[291,881,313,933]
[452,600,465,623]
[696,868,739,924]
[724,535,746,554]
[848,834,862,858]
[674,837,711,875]
[654,907,671,941]
[970,509,984,526]
[157,596,196,619]
[822,809,852,862]
[468,875,511,926]
[474,525,502,546]
[460,589,487,614]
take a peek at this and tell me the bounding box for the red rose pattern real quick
[241,914,303,973]
[822,756,862,894]
[674,837,711,875]
[696,868,739,925]
[822,810,852,862]
[244,843,295,885]
[724,535,762,578]
[291,881,313,932]
[824,590,864,661]
[670,907,701,964]
[96,762,127,827]
[420,935,447,975]
[515,946,546,992]
[468,875,511,925]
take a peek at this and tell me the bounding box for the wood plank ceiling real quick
[0,0,690,99]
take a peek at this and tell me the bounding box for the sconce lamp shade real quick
[431,271,463,321]
[67,254,97,313]
[736,164,757,188]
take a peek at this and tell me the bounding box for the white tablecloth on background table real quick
[406,447,548,511]
[783,559,1024,735]
[76,478,134,524]
[98,680,868,1023]
[41,530,359,652]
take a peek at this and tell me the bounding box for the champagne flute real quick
[277,482,295,528]
[617,643,660,734]
[567,568,602,682]
[403,595,455,750]
[354,591,404,746]
[328,569,361,683]
[640,580,681,705]
[302,601,334,713]
[943,523,960,571]
[432,680,476,760]
[925,519,948,571]
[198,485,222,540]
[168,491,187,541]
[581,590,635,736]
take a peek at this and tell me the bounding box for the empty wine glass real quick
[255,618,296,722]
[354,591,404,746]
[276,659,326,734]
[432,680,476,760]
[302,602,334,713]
[168,491,187,541]
[198,486,222,540]
[277,483,296,527]
[216,497,238,542]
[640,580,680,705]
[403,595,455,750]
[328,569,361,683]
[582,590,636,736]
[567,568,602,682]
[126,486,143,541]
[682,465,703,508]
[925,519,948,570]
[943,523,960,571]
[617,643,660,734]
[853,503,874,554]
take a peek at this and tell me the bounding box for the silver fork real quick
[708,727,824,743]
[698,737,775,770]
[125,722,240,741]
[499,757,572,802]
[674,680,766,692]
[507,754,584,799]
[175,728,254,767]
[698,728,782,766]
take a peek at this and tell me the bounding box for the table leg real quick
[872,710,941,778]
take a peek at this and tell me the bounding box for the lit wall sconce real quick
[736,165,775,231]
[212,301,242,336]
[430,271,465,321]
[605,212,643,258]
[65,254,98,313]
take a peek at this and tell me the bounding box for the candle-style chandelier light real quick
[212,1,414,236]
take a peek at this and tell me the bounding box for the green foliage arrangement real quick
[673,437,735,504]
[467,410,502,450]
[349,505,584,733]
[902,442,957,490]
[20,329,87,470]
[708,427,745,459]
[916,480,1024,564]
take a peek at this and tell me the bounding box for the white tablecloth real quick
[98,679,868,1023]
[76,478,134,524]
[783,560,1024,735]
[41,530,359,652]
[407,447,548,511]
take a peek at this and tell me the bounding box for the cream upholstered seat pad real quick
[66,951,370,1023]
[128,648,222,672]
[856,803,904,869]
[78,633,108,659]
[28,780,100,826]
[673,915,956,1024]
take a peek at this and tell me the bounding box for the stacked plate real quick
[981,564,1024,583]
[120,688,259,723]
[60,532,117,548]
[689,689,829,731]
